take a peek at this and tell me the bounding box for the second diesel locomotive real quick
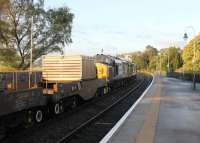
[0,54,136,133]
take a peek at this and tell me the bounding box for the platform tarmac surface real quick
[105,75,200,143]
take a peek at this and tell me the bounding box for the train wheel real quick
[54,103,60,115]
[104,87,108,95]
[108,87,111,93]
[95,91,98,97]
[35,110,43,123]
[59,103,64,113]
[24,110,34,128]
[71,96,78,108]
[0,126,6,140]
[95,89,100,97]
[100,88,104,96]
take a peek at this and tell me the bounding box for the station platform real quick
[100,75,200,143]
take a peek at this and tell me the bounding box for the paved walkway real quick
[102,75,200,143]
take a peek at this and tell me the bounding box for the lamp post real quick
[30,16,33,73]
[165,49,170,73]
[183,26,196,90]
[101,48,104,54]
[29,16,33,88]
[182,33,188,80]
[159,53,162,75]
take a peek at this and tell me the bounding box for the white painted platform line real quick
[100,74,155,143]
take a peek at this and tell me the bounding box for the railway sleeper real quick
[70,96,79,109]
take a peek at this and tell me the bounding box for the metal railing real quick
[167,72,200,83]
[0,71,42,91]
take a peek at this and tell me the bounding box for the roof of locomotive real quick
[95,54,135,66]
[42,55,94,60]
[95,54,115,65]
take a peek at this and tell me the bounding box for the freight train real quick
[0,54,136,136]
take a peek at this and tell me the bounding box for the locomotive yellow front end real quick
[96,63,108,79]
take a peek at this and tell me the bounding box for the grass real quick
[0,64,42,72]
[0,64,16,71]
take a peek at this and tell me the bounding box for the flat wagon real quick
[0,71,47,138]
[41,55,107,114]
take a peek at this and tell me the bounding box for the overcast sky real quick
[45,0,200,56]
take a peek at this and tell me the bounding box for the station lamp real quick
[183,33,188,41]
[183,31,196,90]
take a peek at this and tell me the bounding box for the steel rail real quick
[57,75,151,143]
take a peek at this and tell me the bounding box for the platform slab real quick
[106,75,200,143]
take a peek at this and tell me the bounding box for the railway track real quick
[1,73,151,143]
[57,74,152,143]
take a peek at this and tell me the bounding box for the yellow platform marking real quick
[135,76,162,143]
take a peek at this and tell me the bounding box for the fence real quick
[0,71,42,91]
[167,72,200,83]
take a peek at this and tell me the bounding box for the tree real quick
[0,0,9,12]
[0,0,74,69]
[132,52,145,70]
[182,34,200,71]
[143,45,158,69]
[130,45,158,71]
[149,56,158,71]
[0,48,19,67]
[144,45,158,59]
[160,47,183,72]
[0,0,10,45]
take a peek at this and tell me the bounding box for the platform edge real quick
[99,74,155,143]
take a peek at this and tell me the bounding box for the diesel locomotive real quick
[0,54,137,135]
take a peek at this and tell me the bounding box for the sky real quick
[44,0,200,56]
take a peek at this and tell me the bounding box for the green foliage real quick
[159,47,183,72]
[131,45,158,70]
[143,45,158,71]
[0,48,19,67]
[131,45,182,72]
[0,0,9,11]
[182,34,200,71]
[149,56,158,71]
[0,0,74,69]
[143,45,158,64]
[131,52,145,70]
